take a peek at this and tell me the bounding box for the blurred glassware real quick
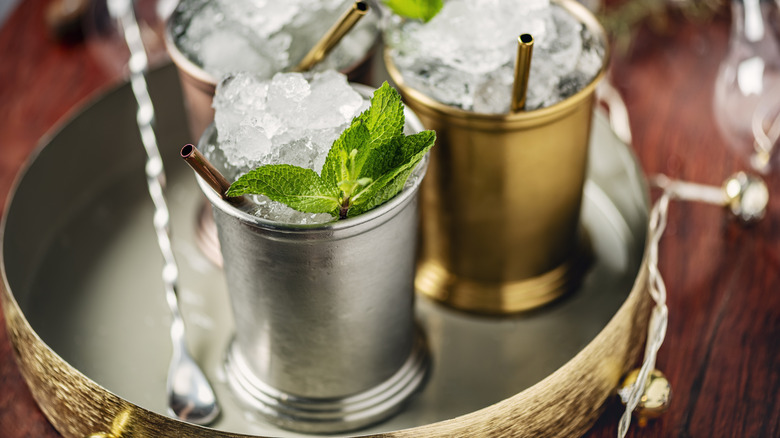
[750,81,780,170]
[83,0,173,79]
[714,0,780,173]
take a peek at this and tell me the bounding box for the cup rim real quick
[383,0,611,128]
[196,154,427,235]
[163,0,218,86]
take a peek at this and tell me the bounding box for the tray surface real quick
[2,65,648,437]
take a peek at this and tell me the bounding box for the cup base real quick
[416,233,592,315]
[224,331,430,434]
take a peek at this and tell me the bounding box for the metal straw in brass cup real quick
[384,0,610,314]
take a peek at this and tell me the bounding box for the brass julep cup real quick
[384,0,609,314]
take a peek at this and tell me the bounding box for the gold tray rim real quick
[0,70,652,438]
[1,258,651,438]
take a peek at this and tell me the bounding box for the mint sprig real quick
[384,0,443,22]
[225,82,436,220]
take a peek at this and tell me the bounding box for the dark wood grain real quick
[587,8,780,438]
[0,1,777,437]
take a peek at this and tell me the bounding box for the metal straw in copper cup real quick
[384,0,609,314]
[191,107,430,433]
[164,1,379,141]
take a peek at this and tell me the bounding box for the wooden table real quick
[1,1,777,437]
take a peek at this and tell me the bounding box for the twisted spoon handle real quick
[110,0,219,425]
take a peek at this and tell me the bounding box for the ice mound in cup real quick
[384,0,605,113]
[201,70,371,224]
[171,0,379,80]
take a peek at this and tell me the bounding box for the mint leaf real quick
[342,83,407,183]
[321,121,370,187]
[359,130,436,181]
[349,135,435,216]
[320,82,408,200]
[226,164,341,216]
[356,138,399,182]
[396,130,436,164]
[383,0,443,22]
[356,82,405,152]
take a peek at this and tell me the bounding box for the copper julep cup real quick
[164,4,379,141]
[164,3,380,266]
[385,0,609,314]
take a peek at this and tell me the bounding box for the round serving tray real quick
[0,65,651,437]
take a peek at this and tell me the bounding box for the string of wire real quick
[616,192,670,438]
[616,174,730,437]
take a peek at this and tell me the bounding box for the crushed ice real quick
[384,0,605,113]
[172,0,379,80]
[202,71,369,224]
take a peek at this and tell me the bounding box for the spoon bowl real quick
[168,323,220,425]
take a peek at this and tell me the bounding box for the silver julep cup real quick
[194,117,430,433]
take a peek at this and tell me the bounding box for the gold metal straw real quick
[181,144,246,205]
[511,33,534,112]
[292,1,369,72]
